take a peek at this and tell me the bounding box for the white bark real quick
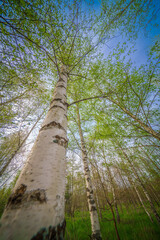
[128,177,153,222]
[76,105,102,240]
[0,66,68,240]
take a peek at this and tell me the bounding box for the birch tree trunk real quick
[91,165,102,220]
[106,165,120,224]
[116,167,138,210]
[95,192,102,220]
[91,159,121,240]
[76,104,102,240]
[128,177,153,223]
[101,146,121,224]
[0,66,68,240]
[116,140,160,224]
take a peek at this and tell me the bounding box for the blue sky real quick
[89,0,160,67]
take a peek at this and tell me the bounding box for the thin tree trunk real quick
[128,177,153,223]
[91,160,121,240]
[146,183,160,207]
[116,140,160,224]
[106,164,120,224]
[116,166,138,210]
[140,147,160,171]
[108,97,160,141]
[136,164,160,207]
[91,165,103,220]
[95,192,102,220]
[69,96,160,141]
[76,104,102,240]
[0,110,45,178]
[0,65,68,240]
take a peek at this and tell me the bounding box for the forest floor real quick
[0,189,160,240]
[65,207,160,240]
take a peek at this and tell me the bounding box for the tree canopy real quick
[0,0,160,239]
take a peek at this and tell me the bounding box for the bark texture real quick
[91,165,102,220]
[76,105,102,240]
[92,159,121,240]
[0,66,68,240]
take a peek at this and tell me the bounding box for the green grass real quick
[65,207,160,240]
[65,211,92,240]
[0,189,159,240]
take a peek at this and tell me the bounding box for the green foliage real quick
[0,0,160,238]
[0,172,20,218]
[65,208,160,240]
[0,131,23,173]
[65,211,91,240]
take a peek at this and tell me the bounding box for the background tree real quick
[0,0,160,239]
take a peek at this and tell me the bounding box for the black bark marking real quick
[61,71,68,78]
[52,135,68,148]
[89,199,95,205]
[6,185,47,209]
[50,98,61,105]
[86,187,90,192]
[6,184,27,207]
[40,121,65,132]
[85,167,89,172]
[15,184,27,194]
[63,102,68,106]
[57,85,66,89]
[52,98,62,102]
[49,105,66,112]
[90,206,97,212]
[87,195,92,200]
[59,77,65,83]
[29,190,47,203]
[31,219,66,240]
[50,99,68,106]
[92,231,102,240]
[86,188,93,195]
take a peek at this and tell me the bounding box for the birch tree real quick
[76,104,102,239]
[0,0,159,239]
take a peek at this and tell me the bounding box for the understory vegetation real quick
[65,209,160,240]
[0,0,160,239]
